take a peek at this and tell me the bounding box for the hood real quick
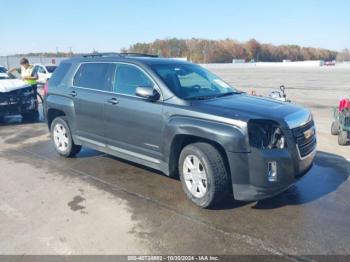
[192,94,308,128]
[0,79,30,93]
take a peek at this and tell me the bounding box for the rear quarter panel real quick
[45,94,76,130]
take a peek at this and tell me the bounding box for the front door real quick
[104,63,164,162]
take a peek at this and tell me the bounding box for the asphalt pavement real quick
[0,67,349,257]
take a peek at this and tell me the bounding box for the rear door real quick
[72,62,116,144]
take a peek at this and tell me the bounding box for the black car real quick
[45,53,317,208]
[0,72,39,121]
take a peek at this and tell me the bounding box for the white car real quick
[33,64,57,84]
[0,71,39,120]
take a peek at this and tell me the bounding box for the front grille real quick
[0,87,32,105]
[292,120,317,158]
[0,91,20,104]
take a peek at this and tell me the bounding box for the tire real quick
[22,110,39,122]
[338,130,348,146]
[331,121,340,135]
[179,142,229,208]
[51,117,81,157]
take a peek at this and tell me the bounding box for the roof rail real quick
[120,53,158,58]
[76,52,158,58]
[79,52,122,58]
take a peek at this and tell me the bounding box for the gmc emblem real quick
[304,128,315,140]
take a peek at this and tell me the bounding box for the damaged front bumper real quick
[0,88,38,117]
[228,120,317,201]
[228,147,316,201]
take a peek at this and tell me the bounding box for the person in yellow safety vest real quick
[8,57,38,93]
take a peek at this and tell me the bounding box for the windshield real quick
[151,63,237,99]
[46,66,57,73]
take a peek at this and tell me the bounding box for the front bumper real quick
[228,137,316,201]
[0,94,37,117]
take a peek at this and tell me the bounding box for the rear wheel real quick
[51,117,81,157]
[179,142,229,208]
[338,130,348,146]
[331,121,340,135]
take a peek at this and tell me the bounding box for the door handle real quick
[107,97,119,105]
[69,90,77,97]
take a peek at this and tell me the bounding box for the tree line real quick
[336,48,350,62]
[11,39,348,63]
[123,38,339,63]
[9,52,74,58]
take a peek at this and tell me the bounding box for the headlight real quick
[248,120,286,149]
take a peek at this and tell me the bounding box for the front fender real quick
[163,116,249,158]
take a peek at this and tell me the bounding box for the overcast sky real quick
[1,0,349,55]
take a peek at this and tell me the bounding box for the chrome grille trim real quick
[292,120,317,159]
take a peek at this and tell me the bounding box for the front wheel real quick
[179,143,229,208]
[51,117,81,157]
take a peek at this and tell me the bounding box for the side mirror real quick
[135,86,160,101]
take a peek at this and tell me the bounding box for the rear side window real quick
[49,63,71,86]
[74,63,116,92]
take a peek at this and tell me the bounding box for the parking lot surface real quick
[0,67,349,256]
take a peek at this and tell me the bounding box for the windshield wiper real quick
[214,91,243,98]
[183,95,216,100]
[184,91,243,100]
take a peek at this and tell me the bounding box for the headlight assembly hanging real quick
[248,120,286,149]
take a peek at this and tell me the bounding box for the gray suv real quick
[45,53,316,208]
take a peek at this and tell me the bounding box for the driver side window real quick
[114,64,154,96]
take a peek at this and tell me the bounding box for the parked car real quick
[324,61,336,66]
[45,53,317,208]
[33,64,57,84]
[0,66,7,73]
[0,71,39,120]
